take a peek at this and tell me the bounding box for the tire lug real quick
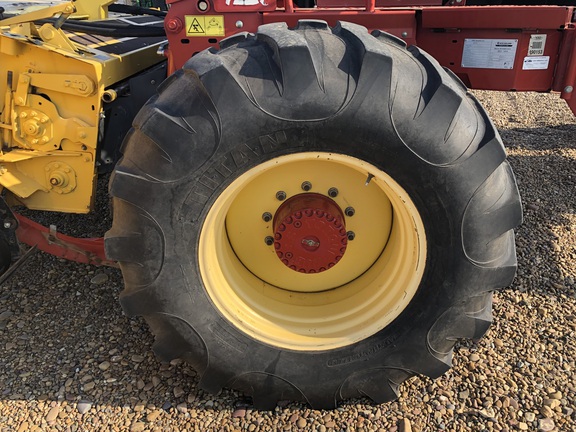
[301,181,312,191]
[347,231,355,241]
[264,236,274,246]
[328,187,338,198]
[344,207,355,217]
[262,212,272,222]
[276,191,287,201]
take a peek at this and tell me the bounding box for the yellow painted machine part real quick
[0,3,76,27]
[199,153,427,351]
[73,0,116,20]
[0,3,164,213]
[0,1,115,23]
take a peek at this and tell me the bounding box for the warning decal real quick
[185,16,225,37]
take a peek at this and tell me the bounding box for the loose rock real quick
[538,418,555,432]
[399,418,412,432]
[90,273,109,285]
[76,400,92,414]
[147,410,161,422]
[45,406,60,422]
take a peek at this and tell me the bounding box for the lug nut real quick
[265,236,274,246]
[301,181,312,191]
[345,207,355,217]
[262,212,272,222]
[276,191,287,201]
[347,231,356,241]
[328,187,339,198]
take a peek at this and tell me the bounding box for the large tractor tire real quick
[105,21,522,409]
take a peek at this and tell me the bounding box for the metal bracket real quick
[0,2,75,27]
[15,213,117,267]
[14,73,96,107]
[0,2,79,53]
[11,94,98,151]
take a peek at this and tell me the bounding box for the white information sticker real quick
[462,39,518,69]
[522,56,550,70]
[528,34,547,56]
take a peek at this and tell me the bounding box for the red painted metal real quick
[366,0,375,13]
[213,0,277,13]
[416,29,563,92]
[273,193,347,273]
[553,27,575,92]
[416,7,573,93]
[553,26,576,111]
[262,9,418,44]
[163,3,576,115]
[14,214,116,267]
[316,0,439,7]
[420,6,573,29]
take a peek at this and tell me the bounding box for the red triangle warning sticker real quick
[188,18,204,34]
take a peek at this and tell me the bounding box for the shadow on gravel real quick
[501,125,576,300]
[502,124,576,151]
[0,253,247,416]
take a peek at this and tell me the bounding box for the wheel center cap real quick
[273,193,347,273]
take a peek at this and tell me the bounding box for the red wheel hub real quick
[273,193,347,273]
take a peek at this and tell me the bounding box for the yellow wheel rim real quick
[199,152,426,351]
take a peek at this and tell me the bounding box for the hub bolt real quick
[347,231,356,241]
[301,181,312,191]
[264,236,274,246]
[262,212,272,222]
[328,187,339,198]
[276,191,287,201]
[345,207,355,217]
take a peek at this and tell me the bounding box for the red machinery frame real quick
[164,1,576,115]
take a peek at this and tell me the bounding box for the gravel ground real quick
[0,90,575,432]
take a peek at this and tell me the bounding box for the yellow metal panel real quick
[0,6,165,213]
[0,152,95,213]
[0,166,46,198]
[73,0,116,20]
[0,32,100,213]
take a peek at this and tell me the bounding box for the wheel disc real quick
[199,152,426,350]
